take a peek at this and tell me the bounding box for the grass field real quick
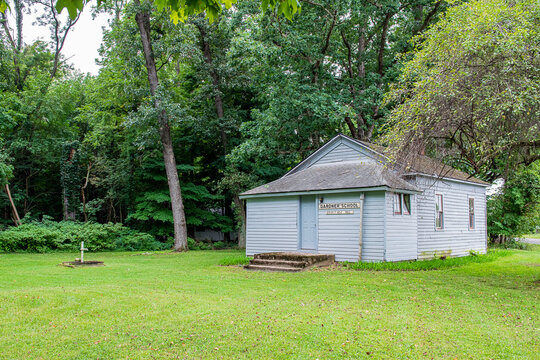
[0,249,538,359]
[523,233,540,239]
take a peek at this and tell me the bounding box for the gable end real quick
[286,135,383,176]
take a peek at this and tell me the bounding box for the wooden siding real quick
[384,192,418,261]
[245,196,299,256]
[415,176,487,259]
[313,143,376,166]
[362,191,386,262]
[317,191,385,262]
[288,137,381,174]
[318,193,361,262]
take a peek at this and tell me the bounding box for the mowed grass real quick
[0,249,538,359]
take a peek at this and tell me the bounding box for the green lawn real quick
[0,249,538,359]
[523,233,540,239]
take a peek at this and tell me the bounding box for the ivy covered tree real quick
[60,141,80,220]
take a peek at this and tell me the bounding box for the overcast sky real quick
[21,6,111,75]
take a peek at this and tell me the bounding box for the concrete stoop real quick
[244,252,335,272]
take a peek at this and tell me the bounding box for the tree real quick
[488,163,540,242]
[382,0,539,181]
[0,0,83,224]
[36,0,299,251]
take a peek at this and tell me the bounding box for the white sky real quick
[20,6,111,75]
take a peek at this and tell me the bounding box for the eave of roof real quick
[240,162,421,197]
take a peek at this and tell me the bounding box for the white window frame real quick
[393,193,412,216]
[435,194,444,230]
[468,197,475,230]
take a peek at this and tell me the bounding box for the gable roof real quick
[241,162,420,197]
[240,134,489,198]
[285,134,385,176]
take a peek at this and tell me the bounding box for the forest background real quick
[0,0,538,252]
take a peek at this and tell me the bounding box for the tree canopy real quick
[382,0,539,180]
[0,0,538,244]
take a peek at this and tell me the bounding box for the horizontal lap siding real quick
[246,197,298,256]
[318,193,362,262]
[311,143,377,166]
[385,192,418,261]
[362,191,385,262]
[415,176,487,259]
[317,191,385,262]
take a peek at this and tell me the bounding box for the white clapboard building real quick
[239,134,489,262]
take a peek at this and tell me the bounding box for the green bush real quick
[187,238,236,251]
[0,220,169,253]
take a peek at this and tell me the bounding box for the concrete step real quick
[244,264,303,272]
[250,259,307,268]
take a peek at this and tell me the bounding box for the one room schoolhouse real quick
[239,134,489,262]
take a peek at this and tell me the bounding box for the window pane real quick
[435,194,443,229]
[403,194,411,215]
[469,198,475,229]
[394,193,402,214]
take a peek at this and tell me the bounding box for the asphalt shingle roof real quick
[241,162,420,196]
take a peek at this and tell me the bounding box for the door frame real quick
[297,194,319,251]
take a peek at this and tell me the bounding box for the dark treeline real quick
[0,0,538,246]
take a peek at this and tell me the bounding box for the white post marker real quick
[80,241,88,263]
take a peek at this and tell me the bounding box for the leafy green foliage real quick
[60,141,81,218]
[0,218,167,253]
[50,0,301,23]
[0,150,13,187]
[346,249,511,271]
[127,155,233,238]
[487,163,540,240]
[383,0,539,179]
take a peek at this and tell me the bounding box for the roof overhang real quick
[239,186,421,200]
[404,173,490,187]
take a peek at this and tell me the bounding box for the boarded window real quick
[469,198,475,229]
[435,194,444,229]
[393,193,402,215]
[403,194,411,215]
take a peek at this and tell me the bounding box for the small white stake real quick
[80,241,88,263]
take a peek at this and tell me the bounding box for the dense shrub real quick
[187,237,236,251]
[0,219,169,253]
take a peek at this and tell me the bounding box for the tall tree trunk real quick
[5,184,21,226]
[134,0,188,251]
[233,195,246,248]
